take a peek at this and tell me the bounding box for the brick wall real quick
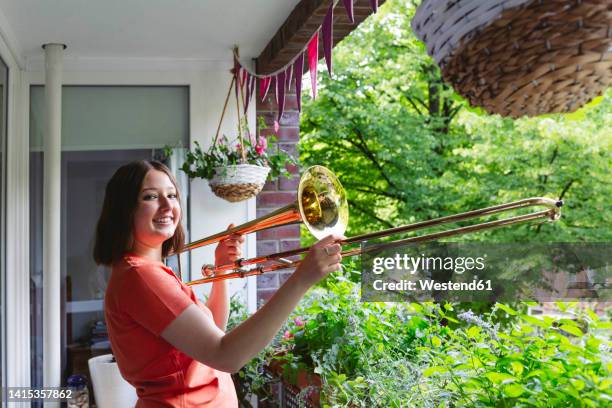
[255,84,301,306]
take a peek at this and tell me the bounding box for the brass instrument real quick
[173,166,562,286]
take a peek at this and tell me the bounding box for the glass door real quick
[29,85,189,404]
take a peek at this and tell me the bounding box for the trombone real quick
[173,166,562,286]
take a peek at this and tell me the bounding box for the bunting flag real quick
[244,74,256,114]
[343,0,355,24]
[248,75,256,109]
[292,53,304,112]
[241,69,247,89]
[260,77,272,102]
[232,0,380,122]
[370,0,378,13]
[233,60,241,101]
[322,2,334,76]
[308,31,319,99]
[284,66,293,95]
[276,71,286,120]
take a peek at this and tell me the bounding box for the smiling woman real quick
[94,160,344,407]
[94,161,240,407]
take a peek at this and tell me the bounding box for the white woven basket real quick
[208,164,271,202]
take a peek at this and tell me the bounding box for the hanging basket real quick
[412,0,612,118]
[209,164,271,202]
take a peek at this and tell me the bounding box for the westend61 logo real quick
[372,253,486,275]
[361,242,610,302]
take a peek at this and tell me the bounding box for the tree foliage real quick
[299,0,611,243]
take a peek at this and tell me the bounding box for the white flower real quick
[458,309,500,341]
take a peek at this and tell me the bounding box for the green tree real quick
[299,0,611,243]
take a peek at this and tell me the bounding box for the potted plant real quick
[181,117,297,202]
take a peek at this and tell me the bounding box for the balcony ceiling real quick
[0,0,301,66]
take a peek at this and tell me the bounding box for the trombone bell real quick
[298,165,348,239]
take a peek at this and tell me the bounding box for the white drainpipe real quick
[42,43,65,400]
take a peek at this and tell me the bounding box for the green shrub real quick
[235,279,611,407]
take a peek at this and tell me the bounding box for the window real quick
[29,86,189,402]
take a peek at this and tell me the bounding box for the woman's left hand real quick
[214,223,245,267]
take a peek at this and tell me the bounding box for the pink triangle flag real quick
[307,32,319,99]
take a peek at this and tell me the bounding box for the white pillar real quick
[42,43,64,396]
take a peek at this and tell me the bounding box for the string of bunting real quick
[232,0,379,124]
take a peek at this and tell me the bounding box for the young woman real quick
[94,160,343,407]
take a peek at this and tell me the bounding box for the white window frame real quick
[1,30,29,407]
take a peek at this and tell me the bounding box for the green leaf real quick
[598,379,612,391]
[594,322,612,330]
[521,314,549,328]
[559,325,584,337]
[502,383,525,398]
[586,308,600,322]
[525,369,547,379]
[555,301,569,312]
[510,361,524,377]
[485,372,516,384]
[496,303,518,315]
[431,335,442,347]
[423,366,448,377]
[466,326,482,339]
[571,379,586,391]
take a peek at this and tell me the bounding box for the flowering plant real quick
[180,117,298,181]
[233,265,612,407]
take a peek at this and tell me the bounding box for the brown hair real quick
[93,160,185,265]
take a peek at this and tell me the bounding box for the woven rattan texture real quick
[209,164,270,202]
[413,0,612,117]
[210,183,264,202]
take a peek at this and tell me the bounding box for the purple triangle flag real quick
[292,52,304,112]
[276,71,286,121]
[322,2,334,76]
[370,0,378,12]
[343,0,354,24]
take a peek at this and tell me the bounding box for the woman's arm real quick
[206,281,229,331]
[161,235,342,373]
[206,226,244,331]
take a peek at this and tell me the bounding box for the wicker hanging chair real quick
[412,0,611,118]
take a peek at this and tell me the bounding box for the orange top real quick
[105,254,238,408]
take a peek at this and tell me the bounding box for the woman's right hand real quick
[293,234,344,287]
